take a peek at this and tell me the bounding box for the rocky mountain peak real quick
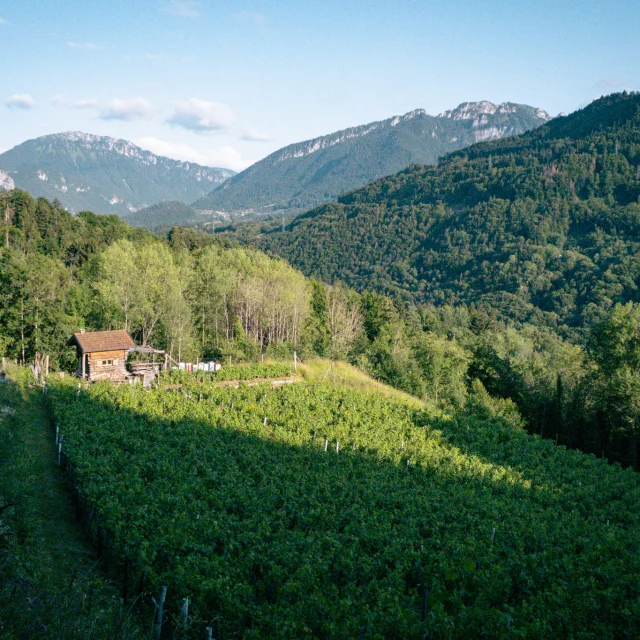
[0,132,235,215]
[438,101,552,123]
[43,132,159,163]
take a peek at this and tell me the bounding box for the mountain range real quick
[0,101,551,229]
[240,92,640,336]
[0,132,235,217]
[192,101,552,222]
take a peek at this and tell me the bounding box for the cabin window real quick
[100,359,114,366]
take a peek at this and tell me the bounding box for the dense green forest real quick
[249,92,640,338]
[3,182,640,468]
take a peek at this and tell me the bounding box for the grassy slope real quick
[299,358,426,409]
[0,377,146,639]
[169,358,424,407]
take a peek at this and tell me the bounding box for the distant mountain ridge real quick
[0,132,235,216]
[193,101,551,220]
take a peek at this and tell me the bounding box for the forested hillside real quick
[253,92,640,336]
[125,200,200,229]
[3,184,640,469]
[4,183,640,638]
[193,102,550,221]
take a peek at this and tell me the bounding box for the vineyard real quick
[47,374,640,639]
[165,363,295,385]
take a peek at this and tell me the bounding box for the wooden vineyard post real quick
[181,598,189,632]
[294,351,297,373]
[155,585,167,639]
[324,437,328,452]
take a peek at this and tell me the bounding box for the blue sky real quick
[2,0,638,170]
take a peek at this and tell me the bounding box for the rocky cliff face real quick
[0,132,235,215]
[439,102,552,143]
[0,169,15,191]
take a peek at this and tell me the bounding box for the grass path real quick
[0,382,147,639]
[20,388,98,584]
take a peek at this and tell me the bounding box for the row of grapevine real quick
[164,363,294,385]
[48,375,640,639]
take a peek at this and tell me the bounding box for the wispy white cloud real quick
[6,94,36,110]
[100,97,155,121]
[51,94,67,107]
[241,128,272,142]
[232,11,268,27]
[163,0,200,18]
[0,17,8,25]
[67,40,98,50]
[135,136,247,171]
[73,98,99,109]
[167,98,235,134]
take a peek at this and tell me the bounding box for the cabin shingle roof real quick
[68,330,136,353]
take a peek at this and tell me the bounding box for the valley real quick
[1,78,640,637]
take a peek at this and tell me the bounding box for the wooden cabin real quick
[68,330,135,382]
